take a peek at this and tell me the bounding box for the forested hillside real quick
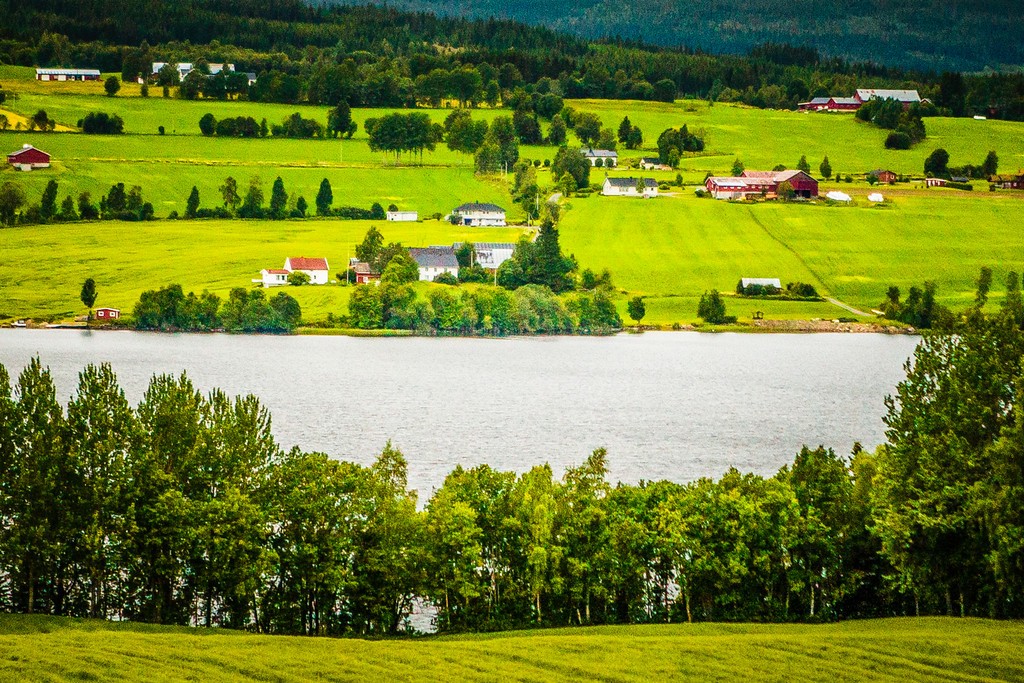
[3,0,1024,118]
[328,0,1024,72]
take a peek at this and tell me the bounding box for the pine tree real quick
[185,186,200,219]
[819,155,832,179]
[39,179,58,221]
[797,155,811,173]
[269,177,287,219]
[315,178,333,216]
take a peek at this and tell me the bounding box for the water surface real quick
[0,329,917,495]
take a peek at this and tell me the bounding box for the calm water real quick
[0,329,917,495]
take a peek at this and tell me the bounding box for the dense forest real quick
[334,0,1024,72]
[3,0,1024,118]
[1,289,1024,632]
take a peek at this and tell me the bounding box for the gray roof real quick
[582,148,618,158]
[856,89,921,103]
[36,68,101,75]
[830,97,860,105]
[950,176,970,183]
[454,202,505,213]
[742,278,783,288]
[453,242,516,250]
[809,97,831,104]
[409,247,459,269]
[605,177,658,188]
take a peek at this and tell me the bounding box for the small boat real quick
[12,320,27,328]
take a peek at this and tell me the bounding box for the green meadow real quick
[2,66,1024,325]
[0,218,528,321]
[559,189,1024,322]
[0,614,1022,682]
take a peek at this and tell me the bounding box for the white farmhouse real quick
[409,247,459,282]
[741,277,783,290]
[284,257,330,284]
[582,148,618,167]
[602,177,658,198]
[387,210,418,222]
[255,269,290,287]
[452,202,506,227]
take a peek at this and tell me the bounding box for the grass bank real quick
[0,614,1021,682]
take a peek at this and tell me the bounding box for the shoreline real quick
[3,319,917,336]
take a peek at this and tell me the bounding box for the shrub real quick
[79,112,125,134]
[697,289,728,323]
[884,132,912,150]
[433,272,459,285]
[288,271,311,286]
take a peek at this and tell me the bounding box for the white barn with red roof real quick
[7,145,51,171]
[284,257,329,284]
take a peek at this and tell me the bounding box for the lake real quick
[0,329,918,495]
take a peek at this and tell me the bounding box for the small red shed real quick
[7,145,51,171]
[95,308,121,320]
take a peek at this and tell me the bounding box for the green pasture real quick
[0,614,1022,682]
[0,138,517,218]
[565,99,1024,176]
[0,218,528,321]
[4,65,1022,178]
[560,189,1024,321]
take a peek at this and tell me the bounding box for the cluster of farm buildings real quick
[34,62,257,84]
[797,89,926,112]
[255,242,519,288]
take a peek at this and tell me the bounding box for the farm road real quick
[826,297,871,317]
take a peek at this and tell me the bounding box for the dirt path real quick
[826,297,871,317]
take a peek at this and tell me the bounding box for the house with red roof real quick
[256,268,290,287]
[7,144,51,171]
[284,257,329,284]
[705,170,818,200]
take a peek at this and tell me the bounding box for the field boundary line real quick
[745,208,868,316]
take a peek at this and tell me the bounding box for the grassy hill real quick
[2,71,1024,325]
[1,614,1022,681]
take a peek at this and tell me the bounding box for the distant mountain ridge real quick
[328,0,1024,71]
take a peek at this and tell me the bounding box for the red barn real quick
[95,308,121,320]
[869,169,898,184]
[742,170,819,198]
[7,145,51,171]
[991,173,1024,190]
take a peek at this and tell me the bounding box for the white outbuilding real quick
[387,210,418,222]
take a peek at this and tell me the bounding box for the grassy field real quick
[0,219,528,321]
[2,69,1024,326]
[560,188,1024,322]
[0,614,1022,682]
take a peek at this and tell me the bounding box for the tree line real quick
[3,305,1023,634]
[7,1,1024,119]
[132,284,301,333]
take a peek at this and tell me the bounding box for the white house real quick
[151,62,235,81]
[255,269,290,287]
[602,177,658,198]
[452,202,506,227]
[387,210,418,222]
[741,277,783,290]
[409,247,459,282]
[640,157,670,171]
[457,242,516,270]
[583,148,618,167]
[284,257,330,284]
